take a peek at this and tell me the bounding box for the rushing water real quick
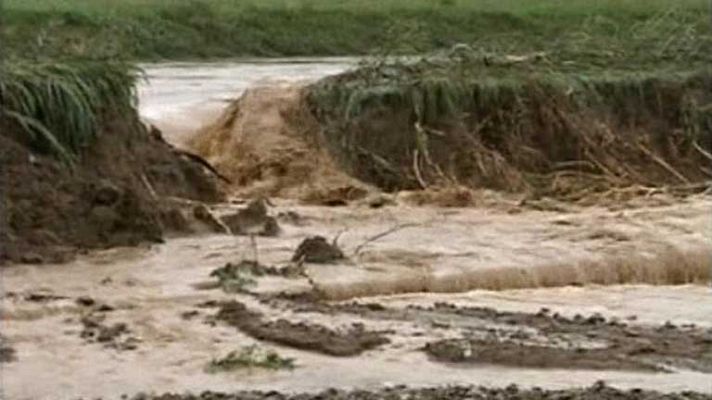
[3,60,711,399]
[138,58,355,145]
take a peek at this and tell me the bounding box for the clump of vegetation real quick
[209,262,258,293]
[0,61,142,162]
[205,345,296,373]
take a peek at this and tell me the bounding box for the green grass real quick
[0,61,141,162]
[205,345,296,373]
[2,0,708,60]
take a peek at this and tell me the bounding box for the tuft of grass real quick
[0,61,142,162]
[209,262,257,293]
[205,345,296,373]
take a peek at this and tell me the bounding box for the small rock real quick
[97,304,115,312]
[20,252,44,264]
[76,297,96,307]
[291,236,344,264]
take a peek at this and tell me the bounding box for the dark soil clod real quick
[215,301,388,357]
[0,336,17,363]
[292,236,344,264]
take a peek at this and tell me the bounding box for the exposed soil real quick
[215,301,389,356]
[267,298,712,373]
[420,304,712,372]
[126,384,712,400]
[0,115,223,265]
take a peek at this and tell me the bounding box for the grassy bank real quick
[0,61,141,162]
[2,0,709,60]
[306,47,712,195]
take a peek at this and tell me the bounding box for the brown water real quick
[138,58,354,145]
[2,60,711,399]
[3,199,711,399]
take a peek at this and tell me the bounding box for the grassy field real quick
[2,0,709,60]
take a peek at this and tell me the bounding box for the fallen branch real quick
[353,222,420,256]
[413,149,428,189]
[693,141,712,163]
[637,143,689,184]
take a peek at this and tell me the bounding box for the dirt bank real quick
[308,65,712,199]
[189,71,710,208]
[188,87,371,205]
[266,297,712,373]
[0,116,223,265]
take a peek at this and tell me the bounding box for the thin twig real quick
[352,222,420,256]
[141,173,158,199]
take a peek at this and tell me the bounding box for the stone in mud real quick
[220,198,280,237]
[292,236,344,264]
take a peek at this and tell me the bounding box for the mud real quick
[127,384,712,400]
[270,298,712,373]
[423,321,712,373]
[215,301,389,356]
[0,116,222,265]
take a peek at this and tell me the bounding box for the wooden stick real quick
[693,141,712,163]
[637,143,690,184]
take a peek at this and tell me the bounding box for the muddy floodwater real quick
[2,60,712,399]
[138,58,354,145]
